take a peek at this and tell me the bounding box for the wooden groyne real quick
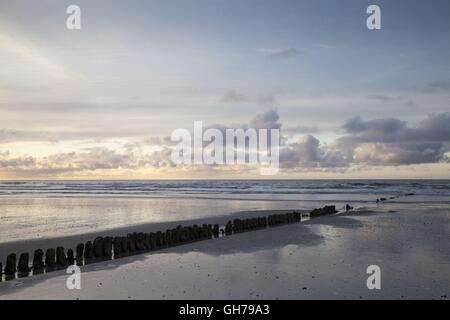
[0,205,339,281]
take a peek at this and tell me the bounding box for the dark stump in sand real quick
[192,225,198,241]
[233,219,241,233]
[67,249,75,265]
[162,230,171,246]
[201,224,208,239]
[208,224,213,238]
[144,233,151,249]
[76,243,84,260]
[56,247,68,268]
[225,221,233,235]
[93,237,104,258]
[103,237,113,258]
[149,233,156,249]
[186,227,193,242]
[127,233,137,252]
[45,248,56,269]
[17,253,30,275]
[165,230,172,246]
[5,253,17,276]
[136,233,146,251]
[32,249,45,273]
[113,236,122,257]
[155,231,163,247]
[84,241,94,261]
[188,227,194,242]
[213,224,220,237]
[171,228,179,244]
[178,228,185,243]
[121,237,129,254]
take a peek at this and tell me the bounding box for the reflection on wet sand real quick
[1,203,449,299]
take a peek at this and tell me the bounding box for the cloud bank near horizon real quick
[1,110,449,178]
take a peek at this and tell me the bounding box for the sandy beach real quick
[1,200,448,300]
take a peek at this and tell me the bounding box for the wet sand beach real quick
[1,201,449,299]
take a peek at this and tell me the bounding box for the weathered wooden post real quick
[103,236,113,258]
[136,233,145,251]
[155,231,163,248]
[213,224,219,238]
[179,228,186,243]
[149,232,156,249]
[113,236,122,257]
[32,249,44,273]
[144,233,151,249]
[207,224,213,238]
[76,243,84,265]
[225,221,233,235]
[45,248,56,269]
[165,230,172,246]
[84,241,94,261]
[175,226,182,243]
[67,249,75,265]
[93,237,104,258]
[192,225,199,241]
[121,236,129,255]
[5,253,17,278]
[188,227,194,242]
[56,246,68,268]
[127,233,137,252]
[17,253,30,275]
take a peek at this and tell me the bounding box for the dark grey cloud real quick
[276,113,450,169]
[280,135,348,170]
[0,154,36,168]
[249,109,281,130]
[352,142,445,165]
[337,113,450,165]
[341,116,409,142]
[342,113,450,143]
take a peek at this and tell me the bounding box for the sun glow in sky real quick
[0,0,449,179]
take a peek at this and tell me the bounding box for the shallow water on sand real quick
[1,202,448,299]
[0,180,449,243]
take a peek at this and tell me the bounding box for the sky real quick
[0,0,449,179]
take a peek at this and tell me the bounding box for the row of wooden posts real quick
[0,205,337,281]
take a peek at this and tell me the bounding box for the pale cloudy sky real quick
[0,0,449,179]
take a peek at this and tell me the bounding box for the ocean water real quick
[0,180,449,243]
